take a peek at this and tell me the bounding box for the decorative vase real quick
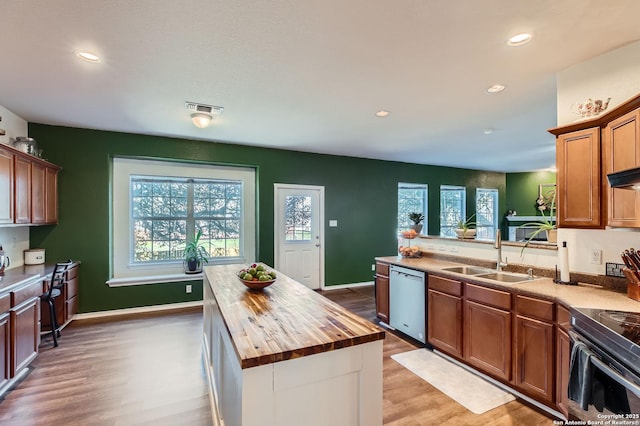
[410,224,423,234]
[184,258,201,273]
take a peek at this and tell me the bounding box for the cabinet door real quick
[375,274,389,322]
[0,147,14,224]
[556,127,602,228]
[556,327,571,418]
[514,315,554,403]
[45,167,59,224]
[428,289,462,358]
[605,108,640,227]
[464,300,512,381]
[31,161,46,224]
[10,297,40,377]
[0,312,9,390]
[14,155,31,224]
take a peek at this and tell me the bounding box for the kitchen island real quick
[202,264,385,426]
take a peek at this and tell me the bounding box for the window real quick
[112,158,255,280]
[131,177,242,263]
[398,183,428,234]
[285,195,312,241]
[440,185,465,238]
[475,188,499,241]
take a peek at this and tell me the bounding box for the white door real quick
[274,184,324,289]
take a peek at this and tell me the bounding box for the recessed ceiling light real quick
[483,128,494,135]
[507,33,532,46]
[77,51,101,63]
[375,110,390,117]
[486,84,505,94]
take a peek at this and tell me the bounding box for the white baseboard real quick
[321,281,374,290]
[73,300,203,320]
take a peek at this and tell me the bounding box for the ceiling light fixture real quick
[375,110,390,117]
[185,101,224,129]
[486,84,506,94]
[77,51,101,63]
[507,33,532,46]
[483,128,494,135]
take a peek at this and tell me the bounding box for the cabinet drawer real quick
[465,283,511,310]
[0,293,10,314]
[556,304,571,331]
[375,262,389,276]
[66,265,78,282]
[66,277,79,299]
[515,295,554,322]
[66,295,79,320]
[11,280,42,307]
[429,275,462,297]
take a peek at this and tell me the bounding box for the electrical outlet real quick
[186,284,192,294]
[590,249,602,265]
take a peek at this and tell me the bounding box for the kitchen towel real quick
[391,349,515,414]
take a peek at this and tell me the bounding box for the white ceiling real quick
[2,1,640,172]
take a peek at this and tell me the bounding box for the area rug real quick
[391,349,515,414]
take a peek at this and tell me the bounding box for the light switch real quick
[329,220,338,227]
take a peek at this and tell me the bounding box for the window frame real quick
[397,182,428,235]
[112,157,256,280]
[439,185,466,238]
[475,188,499,241]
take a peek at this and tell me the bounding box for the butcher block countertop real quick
[376,255,640,313]
[203,264,385,369]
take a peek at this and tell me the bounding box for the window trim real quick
[439,185,466,238]
[475,188,499,241]
[397,182,428,235]
[110,157,256,281]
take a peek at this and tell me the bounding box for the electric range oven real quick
[569,308,640,420]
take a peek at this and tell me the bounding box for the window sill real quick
[106,273,203,287]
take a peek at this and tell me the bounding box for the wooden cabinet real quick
[14,154,31,224]
[427,275,462,358]
[41,263,79,331]
[0,293,11,391]
[10,280,41,377]
[555,127,602,228]
[0,147,14,224]
[513,295,555,404]
[555,305,572,418]
[375,262,389,323]
[0,143,60,226]
[549,93,640,229]
[463,284,512,381]
[604,108,640,227]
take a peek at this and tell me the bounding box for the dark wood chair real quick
[41,260,73,347]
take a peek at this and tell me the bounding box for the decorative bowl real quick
[237,264,277,290]
[237,276,276,290]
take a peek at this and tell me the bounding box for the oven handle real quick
[590,352,640,398]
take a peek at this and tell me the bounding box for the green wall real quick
[28,123,505,313]
[505,171,556,217]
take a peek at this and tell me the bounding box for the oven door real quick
[569,330,640,419]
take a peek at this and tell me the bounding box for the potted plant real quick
[520,193,557,251]
[184,229,209,273]
[455,214,476,239]
[408,212,425,234]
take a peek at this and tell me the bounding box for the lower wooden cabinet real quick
[555,305,572,418]
[0,312,10,390]
[41,264,79,331]
[514,315,554,403]
[375,262,389,323]
[464,300,512,381]
[427,275,463,358]
[10,296,40,377]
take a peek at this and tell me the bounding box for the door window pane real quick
[285,195,312,241]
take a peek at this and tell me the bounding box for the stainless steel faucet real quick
[495,229,507,271]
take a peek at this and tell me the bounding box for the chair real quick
[41,260,73,347]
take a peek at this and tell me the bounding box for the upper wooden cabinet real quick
[549,93,640,229]
[604,108,640,227]
[0,143,60,226]
[555,127,602,228]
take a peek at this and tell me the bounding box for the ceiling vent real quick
[184,101,224,115]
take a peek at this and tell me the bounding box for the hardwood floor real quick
[0,286,554,425]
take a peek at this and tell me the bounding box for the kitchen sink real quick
[441,266,493,275]
[476,272,537,283]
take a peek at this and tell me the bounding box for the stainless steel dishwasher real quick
[389,265,426,344]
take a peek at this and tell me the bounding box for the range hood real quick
[607,167,640,190]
